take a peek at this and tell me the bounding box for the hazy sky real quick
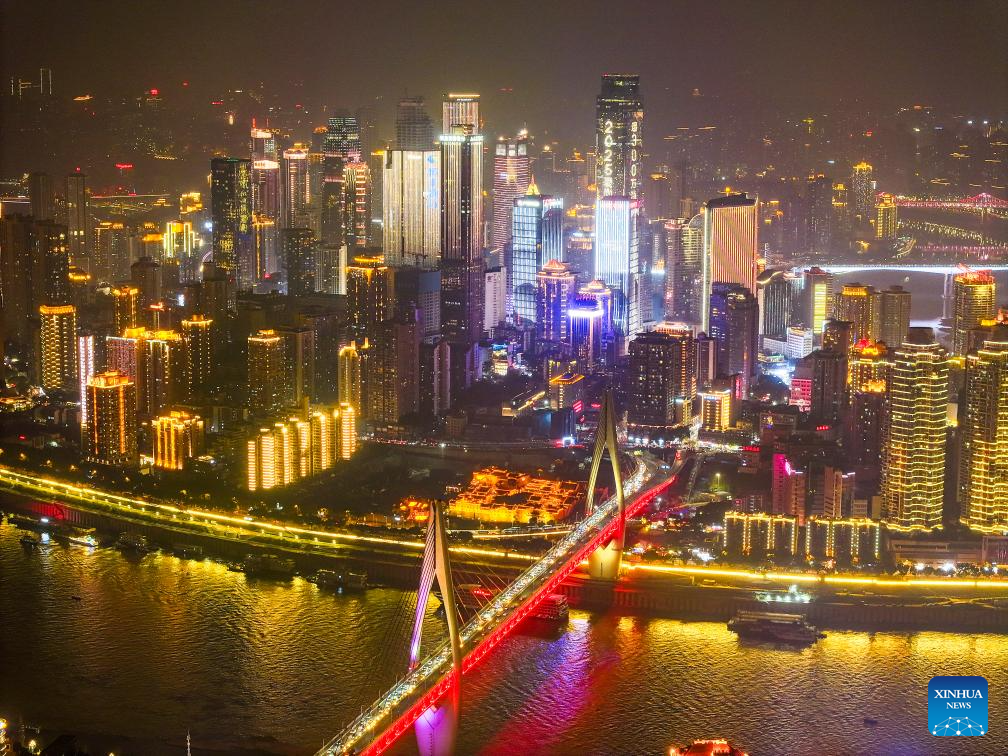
[4,1,1006,141]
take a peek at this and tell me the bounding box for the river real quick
[0,522,1004,756]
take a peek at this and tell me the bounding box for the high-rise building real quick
[396,96,435,150]
[0,216,70,345]
[626,328,695,438]
[512,188,563,323]
[875,193,898,239]
[39,304,78,389]
[110,285,139,335]
[77,334,95,435]
[595,196,641,349]
[876,285,911,348]
[85,371,137,465]
[664,215,704,326]
[283,227,317,296]
[152,410,205,470]
[392,266,441,337]
[211,157,253,287]
[952,270,996,355]
[338,342,362,411]
[64,172,90,270]
[805,174,832,257]
[708,283,758,398]
[181,315,213,397]
[140,330,188,417]
[701,193,759,330]
[594,74,643,201]
[959,324,1008,531]
[28,172,54,220]
[442,93,480,133]
[802,267,834,338]
[484,266,506,332]
[368,314,421,425]
[849,339,894,393]
[94,221,130,281]
[346,254,391,340]
[536,260,575,344]
[491,132,531,252]
[568,295,604,372]
[795,349,846,425]
[248,329,286,415]
[851,162,875,221]
[324,116,363,163]
[757,267,800,340]
[277,325,315,407]
[833,283,879,343]
[382,149,441,268]
[281,145,311,230]
[883,328,949,529]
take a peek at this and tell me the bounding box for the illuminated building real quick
[847,380,887,485]
[536,259,575,343]
[85,371,137,465]
[179,191,203,216]
[695,334,718,389]
[484,266,506,331]
[163,221,194,261]
[28,171,54,221]
[442,93,480,133]
[789,365,813,413]
[94,221,129,281]
[771,453,806,520]
[39,304,78,389]
[343,161,371,249]
[877,285,911,348]
[786,327,814,360]
[77,334,94,434]
[795,349,846,424]
[723,511,799,558]
[140,330,188,417]
[565,229,593,280]
[277,325,315,408]
[491,132,531,252]
[849,340,893,393]
[959,324,1008,531]
[110,286,139,334]
[548,372,584,411]
[708,283,758,398]
[367,315,420,425]
[833,283,879,343]
[850,161,875,221]
[699,383,733,431]
[64,172,89,270]
[152,410,205,470]
[802,267,833,338]
[338,402,357,459]
[396,96,435,150]
[875,193,898,239]
[252,214,276,281]
[181,315,213,397]
[568,294,604,371]
[324,115,363,163]
[130,257,161,313]
[756,267,799,340]
[0,216,70,344]
[338,342,362,411]
[805,174,832,256]
[247,330,285,415]
[831,181,851,238]
[952,270,996,355]
[512,186,563,323]
[883,328,949,529]
[595,196,641,349]
[594,74,643,201]
[210,157,252,287]
[626,329,695,438]
[382,149,441,268]
[700,193,759,330]
[346,255,390,339]
[105,327,146,385]
[723,512,881,562]
[664,215,704,326]
[282,145,311,228]
[283,227,317,296]
[449,467,585,525]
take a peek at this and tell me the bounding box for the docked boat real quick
[727,610,824,644]
[315,569,368,591]
[243,554,296,578]
[116,533,150,553]
[532,593,569,622]
[19,534,40,549]
[671,738,749,756]
[67,530,98,548]
[172,543,204,559]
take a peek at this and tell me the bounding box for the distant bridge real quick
[890,192,1008,210]
[824,263,1008,275]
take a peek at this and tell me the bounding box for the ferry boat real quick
[727,610,825,644]
[670,738,749,755]
[116,533,150,553]
[243,554,296,578]
[67,532,98,548]
[171,543,204,559]
[532,593,569,622]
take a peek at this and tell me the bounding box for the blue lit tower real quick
[708,282,759,398]
[595,196,641,352]
[511,182,563,324]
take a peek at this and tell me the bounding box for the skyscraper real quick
[86,371,137,465]
[757,267,800,340]
[77,334,95,437]
[346,254,391,340]
[28,172,54,221]
[875,193,898,239]
[64,172,90,270]
[595,197,641,349]
[959,325,1008,532]
[595,74,643,201]
[324,116,363,163]
[511,187,563,323]
[491,132,531,252]
[568,295,604,372]
[248,329,286,415]
[152,410,205,470]
[181,315,213,397]
[283,227,317,296]
[708,283,759,398]
[0,216,70,345]
[536,259,575,344]
[626,328,695,438]
[805,174,832,257]
[833,283,879,343]
[442,93,480,133]
[664,214,704,326]
[701,193,759,330]
[396,96,435,150]
[94,221,130,282]
[343,161,371,249]
[877,285,911,348]
[39,304,78,389]
[382,149,441,268]
[883,328,949,529]
[281,145,311,230]
[952,270,996,355]
[851,161,875,221]
[210,157,253,288]
[802,267,834,338]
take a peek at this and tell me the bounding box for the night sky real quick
[3,1,1007,141]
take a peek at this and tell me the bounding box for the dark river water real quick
[1,522,1005,756]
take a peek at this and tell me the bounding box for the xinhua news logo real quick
[929,676,988,736]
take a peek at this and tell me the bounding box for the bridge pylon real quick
[585,389,625,580]
[411,501,462,756]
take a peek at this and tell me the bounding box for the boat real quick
[727,610,825,644]
[172,543,204,559]
[67,530,98,548]
[116,533,150,553]
[243,554,296,578]
[532,593,569,622]
[863,717,879,726]
[19,534,39,549]
[671,738,749,756]
[315,569,368,591]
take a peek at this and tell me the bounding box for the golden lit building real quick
[181,315,214,396]
[39,304,78,389]
[86,371,137,465]
[883,328,949,529]
[548,372,584,410]
[338,341,363,410]
[152,410,205,470]
[850,161,874,220]
[448,467,586,525]
[247,329,285,414]
[110,285,140,334]
[952,270,996,355]
[346,255,390,338]
[833,283,879,343]
[874,193,897,239]
[959,324,1008,532]
[700,384,733,431]
[337,402,357,460]
[848,339,893,392]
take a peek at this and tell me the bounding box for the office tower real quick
[700,193,759,330]
[64,172,90,270]
[484,266,506,332]
[512,188,564,323]
[281,145,311,229]
[391,266,441,337]
[851,161,875,221]
[849,339,894,393]
[105,327,145,385]
[757,268,799,339]
[152,410,205,470]
[210,157,253,287]
[537,259,575,344]
[382,149,441,267]
[795,349,846,424]
[251,215,277,282]
[163,220,194,263]
[822,318,854,357]
[959,324,1008,531]
[699,381,734,432]
[346,254,391,339]
[664,215,704,325]
[251,145,280,276]
[626,328,695,437]
[343,162,371,249]
[805,174,832,257]
[643,169,675,221]
[877,285,911,348]
[396,96,435,150]
[277,325,315,406]
[833,283,879,343]
[595,196,641,348]
[93,221,129,281]
[594,74,643,201]
[283,228,317,296]
[180,315,213,396]
[324,116,363,163]
[952,270,996,355]
[337,402,358,459]
[368,314,420,425]
[708,283,758,398]
[847,383,887,484]
[28,172,54,220]
[875,193,898,239]
[338,342,362,410]
[440,124,485,372]
[109,285,139,335]
[491,132,531,252]
[695,333,718,389]
[85,371,137,464]
[77,334,95,433]
[130,257,161,312]
[0,216,70,345]
[39,304,78,389]
[248,329,286,415]
[442,93,480,133]
[568,295,604,372]
[802,267,833,337]
[883,328,949,529]
[141,330,188,417]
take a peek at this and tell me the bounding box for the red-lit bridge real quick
[316,396,679,756]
